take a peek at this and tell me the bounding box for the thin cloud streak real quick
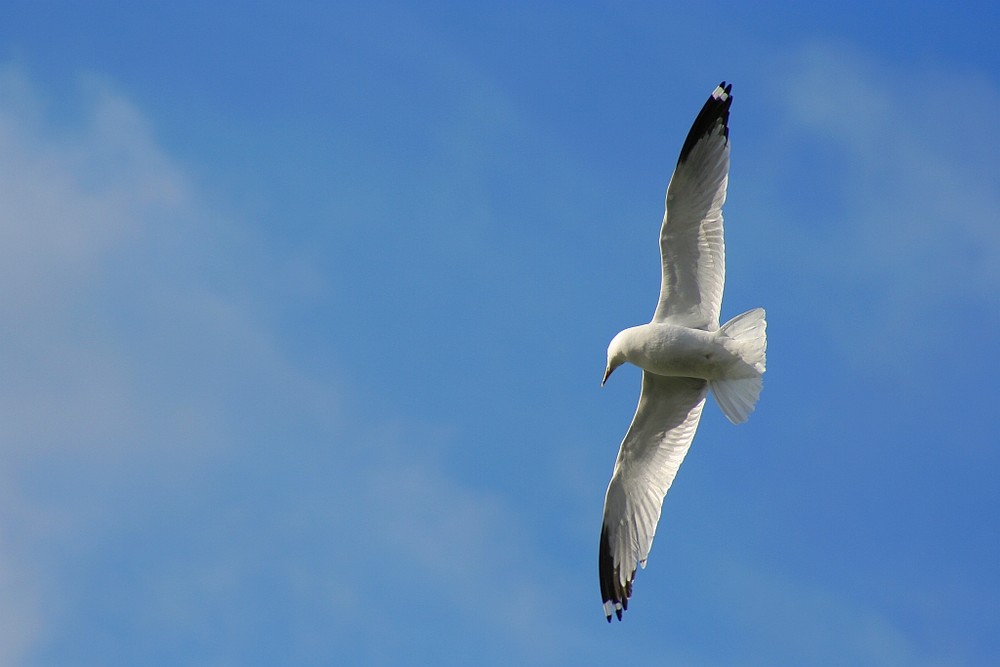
[782,43,1000,331]
[0,65,587,666]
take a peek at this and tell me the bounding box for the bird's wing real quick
[652,82,732,329]
[599,372,708,621]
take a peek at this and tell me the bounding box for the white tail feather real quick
[711,308,767,424]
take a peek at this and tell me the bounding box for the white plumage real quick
[599,82,767,621]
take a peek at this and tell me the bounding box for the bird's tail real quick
[710,308,767,424]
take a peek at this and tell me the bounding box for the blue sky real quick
[1,2,998,665]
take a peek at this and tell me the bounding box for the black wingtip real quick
[676,81,733,165]
[599,523,635,622]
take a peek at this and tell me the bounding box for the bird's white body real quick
[609,323,740,381]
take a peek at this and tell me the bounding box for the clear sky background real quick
[1,2,998,665]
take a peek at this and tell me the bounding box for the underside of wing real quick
[599,373,708,621]
[652,82,732,329]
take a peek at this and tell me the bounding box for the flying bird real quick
[599,82,766,621]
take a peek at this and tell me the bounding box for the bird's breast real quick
[626,323,736,380]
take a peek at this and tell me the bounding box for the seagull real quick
[599,82,766,622]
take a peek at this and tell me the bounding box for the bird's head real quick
[602,332,628,386]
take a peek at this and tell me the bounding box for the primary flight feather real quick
[599,82,767,622]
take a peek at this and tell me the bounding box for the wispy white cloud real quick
[0,69,185,306]
[0,64,585,665]
[0,64,278,662]
[760,43,1000,374]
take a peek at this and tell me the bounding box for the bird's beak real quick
[602,366,612,386]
